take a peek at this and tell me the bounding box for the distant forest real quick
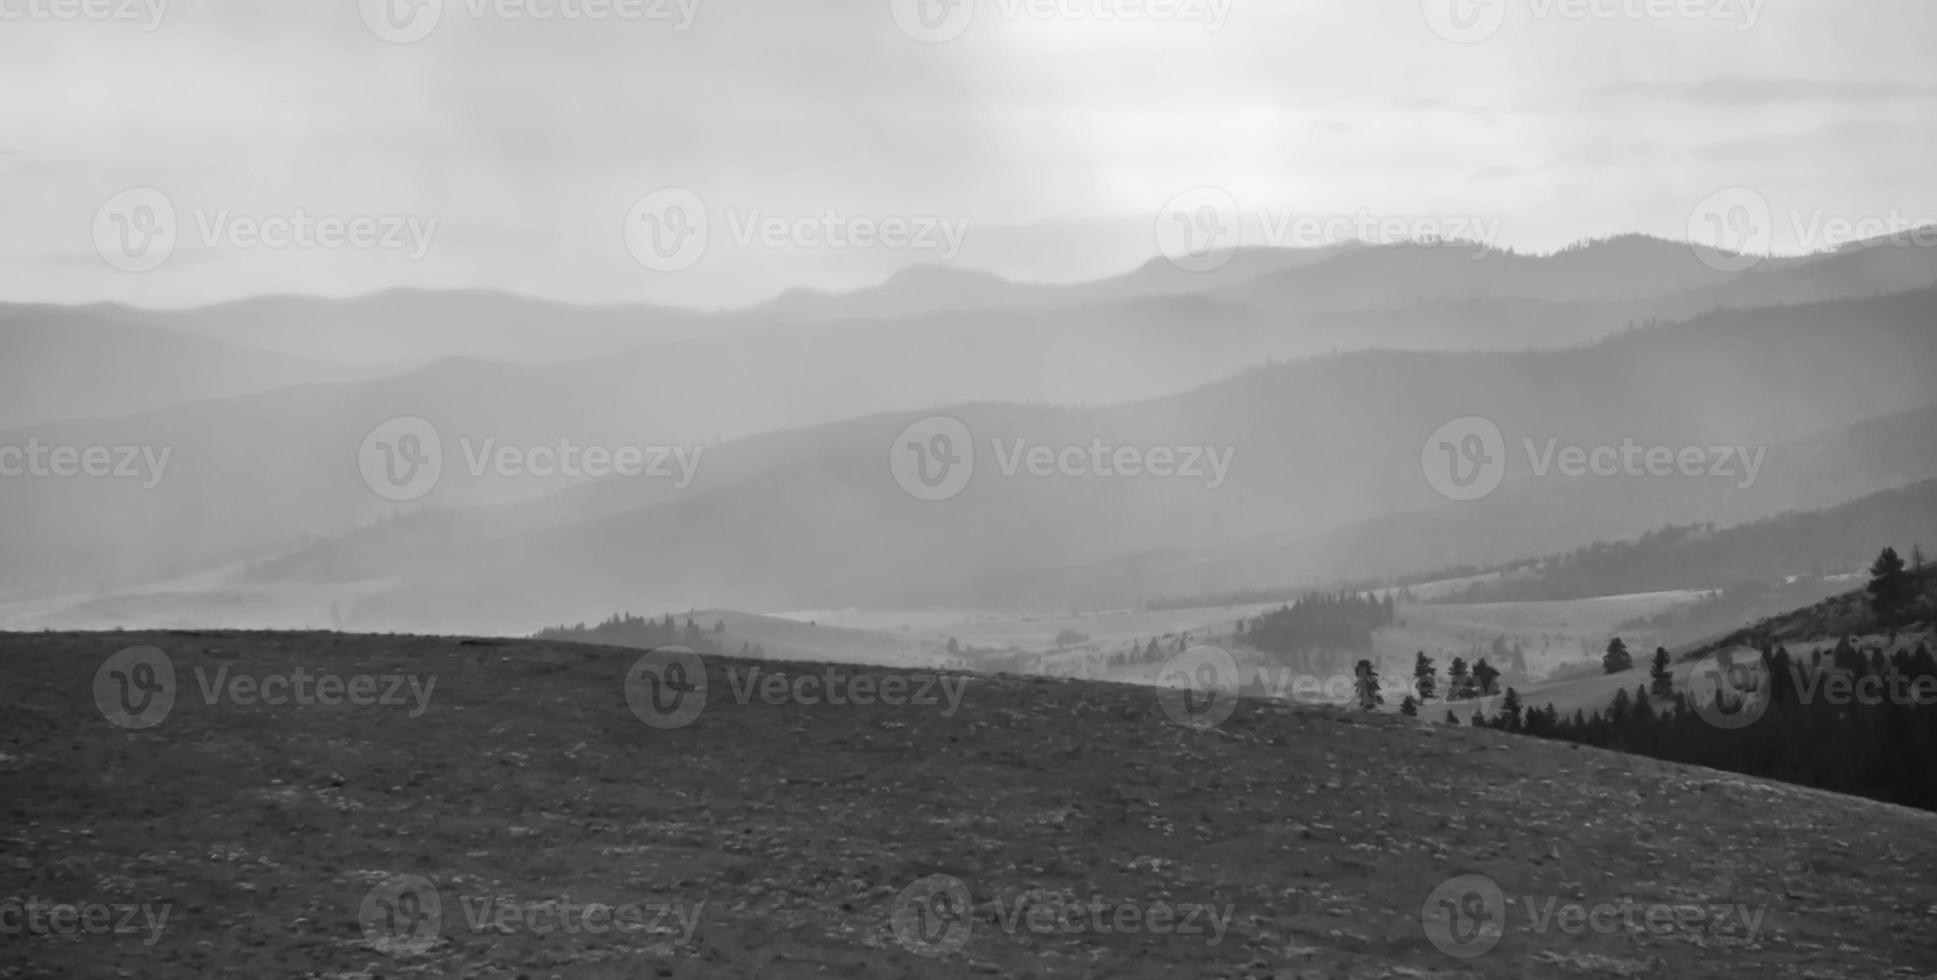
[534,612,765,658]
[1505,642,1937,812]
[1442,482,1937,605]
[1488,552,1937,812]
[1237,592,1396,672]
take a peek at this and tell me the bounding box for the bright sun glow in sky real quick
[1,0,1932,308]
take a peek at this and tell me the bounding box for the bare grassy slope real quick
[4,631,1934,978]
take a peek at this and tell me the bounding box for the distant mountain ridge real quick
[232,289,1937,631]
[7,234,1936,622]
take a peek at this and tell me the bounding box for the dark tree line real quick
[1238,592,1396,670]
[536,612,759,657]
[1486,550,1937,811]
[1438,485,1937,606]
[1500,642,1937,811]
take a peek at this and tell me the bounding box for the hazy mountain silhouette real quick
[116,288,717,365]
[226,289,1937,630]
[0,305,361,428]
[8,248,1934,612]
[751,245,1355,321]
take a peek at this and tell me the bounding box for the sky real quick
[0,0,1933,309]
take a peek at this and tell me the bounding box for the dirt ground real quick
[4,630,1935,978]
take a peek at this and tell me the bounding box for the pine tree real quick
[1604,637,1633,674]
[1632,684,1656,723]
[1400,695,1418,717]
[1499,688,1523,731]
[1354,659,1384,711]
[1649,646,1673,698]
[1609,686,1632,724]
[1413,651,1437,701]
[1471,658,1501,698]
[1447,657,1472,700]
[1869,546,1912,622]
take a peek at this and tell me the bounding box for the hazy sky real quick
[1,0,1933,309]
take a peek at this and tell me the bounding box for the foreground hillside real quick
[4,632,1935,978]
